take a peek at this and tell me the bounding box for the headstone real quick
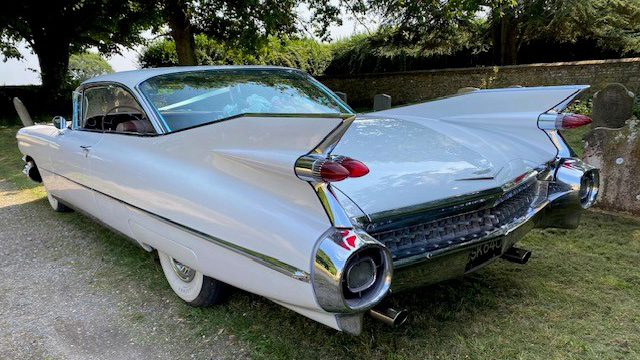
[335,91,347,103]
[13,97,34,127]
[457,87,479,94]
[591,83,635,129]
[373,94,392,111]
[582,118,640,215]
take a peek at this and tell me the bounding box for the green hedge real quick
[138,35,333,76]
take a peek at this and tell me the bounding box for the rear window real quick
[139,68,352,132]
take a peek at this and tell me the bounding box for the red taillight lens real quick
[319,161,350,182]
[338,157,370,178]
[561,114,592,129]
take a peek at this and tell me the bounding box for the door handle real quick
[80,145,92,157]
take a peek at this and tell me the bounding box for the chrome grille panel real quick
[371,181,538,261]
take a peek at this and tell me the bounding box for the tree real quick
[362,0,640,65]
[138,35,333,75]
[0,1,156,100]
[155,0,344,66]
[68,53,114,86]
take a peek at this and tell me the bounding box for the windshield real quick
[139,68,353,132]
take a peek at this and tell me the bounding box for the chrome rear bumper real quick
[368,158,599,293]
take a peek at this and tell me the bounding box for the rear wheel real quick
[158,251,228,307]
[46,189,72,213]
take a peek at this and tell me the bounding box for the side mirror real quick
[52,116,67,131]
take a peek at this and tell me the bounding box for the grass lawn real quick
[1,125,639,359]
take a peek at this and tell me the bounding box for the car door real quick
[50,88,107,214]
[82,84,160,239]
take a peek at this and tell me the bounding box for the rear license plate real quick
[465,238,503,272]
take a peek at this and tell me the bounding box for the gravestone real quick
[334,91,347,103]
[13,97,33,127]
[582,119,640,215]
[373,94,392,111]
[591,83,635,129]
[457,87,479,94]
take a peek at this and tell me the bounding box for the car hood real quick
[331,115,556,217]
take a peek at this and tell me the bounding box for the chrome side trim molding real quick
[52,172,310,282]
[134,206,311,282]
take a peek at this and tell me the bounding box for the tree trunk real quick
[31,36,71,110]
[501,18,518,65]
[165,0,197,66]
[491,10,519,66]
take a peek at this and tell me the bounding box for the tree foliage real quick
[154,0,344,66]
[68,53,114,87]
[139,35,333,75]
[360,0,640,65]
[0,1,155,99]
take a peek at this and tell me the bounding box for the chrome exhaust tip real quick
[501,246,531,264]
[579,169,599,209]
[369,306,409,326]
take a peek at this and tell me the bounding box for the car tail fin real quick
[368,85,590,121]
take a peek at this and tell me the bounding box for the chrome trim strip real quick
[361,168,542,233]
[76,82,165,135]
[538,113,563,130]
[52,172,310,282]
[294,154,324,182]
[363,188,501,233]
[545,129,576,158]
[294,115,358,228]
[311,115,356,155]
[312,183,354,228]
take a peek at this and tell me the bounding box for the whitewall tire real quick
[158,251,228,307]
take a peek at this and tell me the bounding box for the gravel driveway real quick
[0,178,249,360]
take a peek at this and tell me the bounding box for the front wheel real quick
[158,252,228,307]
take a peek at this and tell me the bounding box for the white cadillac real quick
[17,66,599,335]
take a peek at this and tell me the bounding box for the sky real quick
[0,10,377,86]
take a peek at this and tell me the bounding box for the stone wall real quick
[318,58,640,109]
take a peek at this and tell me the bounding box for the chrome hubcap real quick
[169,257,196,282]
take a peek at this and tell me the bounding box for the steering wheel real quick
[102,105,146,131]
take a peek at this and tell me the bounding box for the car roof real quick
[81,65,301,89]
